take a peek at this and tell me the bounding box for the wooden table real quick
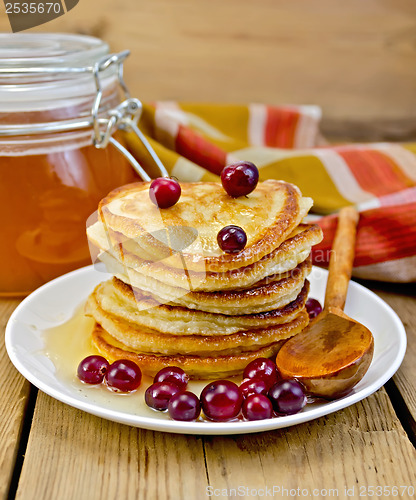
[1,280,415,500]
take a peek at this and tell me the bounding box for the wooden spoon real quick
[275,206,374,399]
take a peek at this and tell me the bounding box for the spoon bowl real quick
[276,308,374,398]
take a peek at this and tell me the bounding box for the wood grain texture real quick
[15,389,416,500]
[1,0,416,139]
[368,282,416,424]
[15,393,209,500]
[204,391,416,496]
[0,299,30,500]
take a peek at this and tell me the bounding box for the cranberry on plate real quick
[305,298,323,319]
[200,380,243,421]
[105,359,142,392]
[168,391,201,421]
[268,379,307,415]
[243,358,279,390]
[154,366,189,391]
[77,355,109,385]
[239,378,268,399]
[145,381,181,411]
[242,394,273,421]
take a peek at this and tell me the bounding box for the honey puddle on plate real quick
[41,302,227,420]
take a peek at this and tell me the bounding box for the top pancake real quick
[88,222,321,293]
[97,180,313,273]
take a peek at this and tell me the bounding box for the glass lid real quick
[0,33,109,70]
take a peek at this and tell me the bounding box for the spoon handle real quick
[324,206,359,311]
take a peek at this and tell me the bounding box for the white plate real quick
[5,265,406,435]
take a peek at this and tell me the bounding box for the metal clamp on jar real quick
[0,33,166,296]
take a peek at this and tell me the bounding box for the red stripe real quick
[337,149,414,197]
[175,125,227,175]
[282,110,300,148]
[265,108,300,148]
[312,203,416,268]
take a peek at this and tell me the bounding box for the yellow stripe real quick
[179,103,249,152]
[200,171,220,182]
[402,143,416,155]
[139,104,156,136]
[258,155,351,214]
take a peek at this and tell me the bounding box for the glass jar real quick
[0,33,139,296]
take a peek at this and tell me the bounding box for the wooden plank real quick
[203,390,416,498]
[15,387,416,499]
[0,299,30,500]
[368,283,416,426]
[1,0,416,138]
[15,393,209,500]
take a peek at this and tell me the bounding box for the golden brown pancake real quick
[86,290,308,354]
[91,276,309,335]
[89,222,321,292]
[96,180,314,272]
[107,259,311,314]
[92,323,287,379]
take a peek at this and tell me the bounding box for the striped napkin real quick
[126,102,416,283]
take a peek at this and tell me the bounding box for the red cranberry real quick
[77,355,109,385]
[145,382,181,411]
[239,378,268,399]
[305,298,323,319]
[217,225,247,254]
[268,380,306,415]
[221,161,259,197]
[149,177,181,208]
[243,358,279,389]
[154,366,189,390]
[200,380,243,421]
[105,359,142,392]
[168,391,201,421]
[242,394,273,421]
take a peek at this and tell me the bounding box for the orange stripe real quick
[313,203,416,267]
[337,149,414,196]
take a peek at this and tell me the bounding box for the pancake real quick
[104,255,311,314]
[86,292,308,355]
[96,180,313,273]
[90,277,309,335]
[92,323,287,379]
[89,222,321,292]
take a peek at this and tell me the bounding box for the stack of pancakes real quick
[86,180,323,379]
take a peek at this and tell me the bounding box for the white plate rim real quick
[5,265,407,435]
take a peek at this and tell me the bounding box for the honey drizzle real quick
[41,304,222,421]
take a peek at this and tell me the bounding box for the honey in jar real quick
[0,34,138,295]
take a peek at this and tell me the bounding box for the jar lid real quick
[0,33,109,70]
[0,32,118,121]
[0,34,164,180]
